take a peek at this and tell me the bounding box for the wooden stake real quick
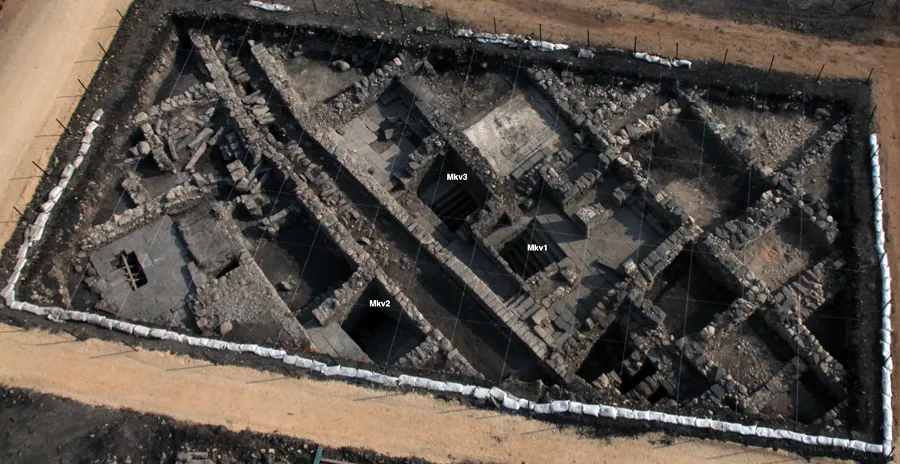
[867,67,874,84]
[55,119,70,134]
[767,55,775,75]
[587,29,590,48]
[98,42,108,57]
[816,63,825,83]
[353,0,362,20]
[721,48,728,67]
[398,4,405,24]
[31,161,47,175]
[311,0,318,13]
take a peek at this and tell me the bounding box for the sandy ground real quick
[0,0,131,246]
[0,322,848,464]
[0,0,892,461]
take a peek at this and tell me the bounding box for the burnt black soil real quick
[0,385,434,464]
[621,0,900,42]
[0,0,884,458]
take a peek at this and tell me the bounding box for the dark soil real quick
[0,385,435,464]
[622,0,900,43]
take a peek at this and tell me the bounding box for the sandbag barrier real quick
[454,29,569,52]
[0,113,892,454]
[870,133,893,455]
[633,51,692,69]
[247,1,291,13]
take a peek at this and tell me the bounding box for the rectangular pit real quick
[631,117,763,229]
[742,218,829,291]
[243,211,353,313]
[341,282,426,365]
[646,248,737,337]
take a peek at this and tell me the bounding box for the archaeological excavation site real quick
[0,0,890,459]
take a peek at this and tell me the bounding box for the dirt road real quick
[0,323,847,464]
[0,0,131,246]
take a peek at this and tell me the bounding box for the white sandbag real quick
[550,400,569,413]
[162,331,183,341]
[10,301,24,310]
[269,349,285,360]
[398,375,414,386]
[293,357,315,369]
[7,270,20,285]
[338,366,358,378]
[58,176,70,189]
[710,420,728,432]
[100,317,116,329]
[86,313,105,324]
[695,418,711,428]
[238,343,258,352]
[133,325,151,337]
[74,155,84,168]
[114,321,136,334]
[323,365,341,376]
[519,398,532,410]
[849,440,868,451]
[674,59,692,69]
[78,143,90,155]
[199,338,214,348]
[92,109,104,122]
[252,345,272,357]
[40,201,55,213]
[414,377,430,389]
[568,402,584,415]
[599,406,617,419]
[85,121,99,134]
[659,59,673,68]
[870,134,878,146]
[15,258,26,273]
[583,404,600,417]
[0,284,13,299]
[816,435,833,446]
[70,311,89,322]
[444,382,464,393]
[633,52,647,59]
[489,387,506,401]
[532,403,551,414]
[82,133,94,145]
[801,434,817,445]
[461,385,476,396]
[34,212,49,228]
[209,340,227,350]
[20,302,39,313]
[148,328,167,338]
[473,387,490,399]
[49,186,64,201]
[185,336,204,346]
[832,438,850,448]
[502,396,520,410]
[282,355,299,366]
[247,0,292,12]
[725,422,742,434]
[634,410,648,420]
[866,442,883,454]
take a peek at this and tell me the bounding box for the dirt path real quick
[0,323,847,464]
[0,0,131,246]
